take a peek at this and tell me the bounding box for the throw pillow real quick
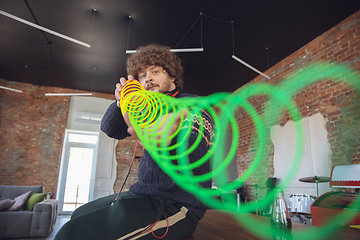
[0,199,15,211]
[9,191,32,211]
[24,192,47,211]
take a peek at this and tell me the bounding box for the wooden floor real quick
[184,210,360,240]
[184,210,263,240]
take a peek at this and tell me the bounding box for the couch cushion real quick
[0,211,33,238]
[0,199,14,211]
[9,191,32,211]
[0,185,43,200]
[24,192,47,211]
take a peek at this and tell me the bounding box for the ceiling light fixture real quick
[0,10,90,48]
[126,13,204,54]
[198,13,271,80]
[126,48,204,54]
[232,55,271,79]
[0,86,23,93]
[45,93,93,96]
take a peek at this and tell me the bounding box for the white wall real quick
[94,130,118,199]
[271,113,332,204]
[66,96,114,132]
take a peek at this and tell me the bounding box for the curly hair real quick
[126,44,184,89]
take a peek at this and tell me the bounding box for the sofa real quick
[0,185,59,239]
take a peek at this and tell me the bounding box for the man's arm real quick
[100,101,131,140]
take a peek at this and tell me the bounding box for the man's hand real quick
[115,75,135,108]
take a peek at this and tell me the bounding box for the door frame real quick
[56,129,99,215]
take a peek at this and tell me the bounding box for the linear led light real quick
[232,55,270,80]
[0,10,90,48]
[126,48,204,54]
[45,93,93,96]
[0,85,23,93]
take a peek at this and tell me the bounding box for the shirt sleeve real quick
[100,101,131,140]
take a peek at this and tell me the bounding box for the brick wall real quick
[0,80,70,195]
[237,10,360,197]
[0,79,140,197]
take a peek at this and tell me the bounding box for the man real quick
[54,44,213,240]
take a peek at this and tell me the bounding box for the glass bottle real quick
[271,189,292,240]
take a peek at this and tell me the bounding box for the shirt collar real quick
[163,87,182,98]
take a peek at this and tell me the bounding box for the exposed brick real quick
[0,79,114,197]
[341,42,350,49]
[334,48,349,59]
